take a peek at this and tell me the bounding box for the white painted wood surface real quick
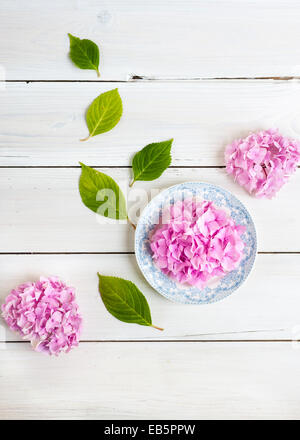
[0,167,299,252]
[0,254,299,342]
[1,0,300,420]
[1,342,300,420]
[1,0,300,80]
[1,81,300,166]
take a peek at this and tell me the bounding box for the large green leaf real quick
[131,139,173,186]
[81,88,123,141]
[98,274,163,330]
[79,163,127,220]
[68,33,100,77]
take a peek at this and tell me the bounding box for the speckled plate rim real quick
[134,181,257,305]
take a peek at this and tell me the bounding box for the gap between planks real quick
[1,76,300,83]
[0,166,299,170]
[0,339,298,344]
[0,165,299,169]
[0,252,298,255]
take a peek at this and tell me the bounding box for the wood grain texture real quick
[1,0,300,80]
[0,167,298,252]
[1,81,300,166]
[0,254,299,341]
[1,342,300,419]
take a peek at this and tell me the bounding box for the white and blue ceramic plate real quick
[135,182,257,304]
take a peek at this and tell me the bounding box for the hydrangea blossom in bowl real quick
[135,182,257,304]
[150,199,246,289]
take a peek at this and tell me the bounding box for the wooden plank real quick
[1,342,300,419]
[1,1,300,80]
[0,253,299,341]
[1,80,300,166]
[0,167,299,252]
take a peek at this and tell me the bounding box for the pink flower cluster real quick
[150,199,245,288]
[225,129,300,198]
[1,276,82,356]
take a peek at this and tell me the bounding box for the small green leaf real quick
[81,88,123,141]
[98,274,163,330]
[130,139,173,186]
[68,33,100,77]
[79,163,127,220]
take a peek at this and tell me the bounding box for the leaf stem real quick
[129,179,135,188]
[96,69,100,78]
[80,134,92,142]
[127,217,136,230]
[151,324,164,331]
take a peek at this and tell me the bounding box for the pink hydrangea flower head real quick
[150,199,246,289]
[225,129,300,198]
[1,276,82,356]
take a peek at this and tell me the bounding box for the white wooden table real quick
[1,0,300,420]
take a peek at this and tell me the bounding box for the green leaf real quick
[68,33,100,77]
[81,88,123,141]
[98,274,163,330]
[79,163,127,220]
[130,139,173,186]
